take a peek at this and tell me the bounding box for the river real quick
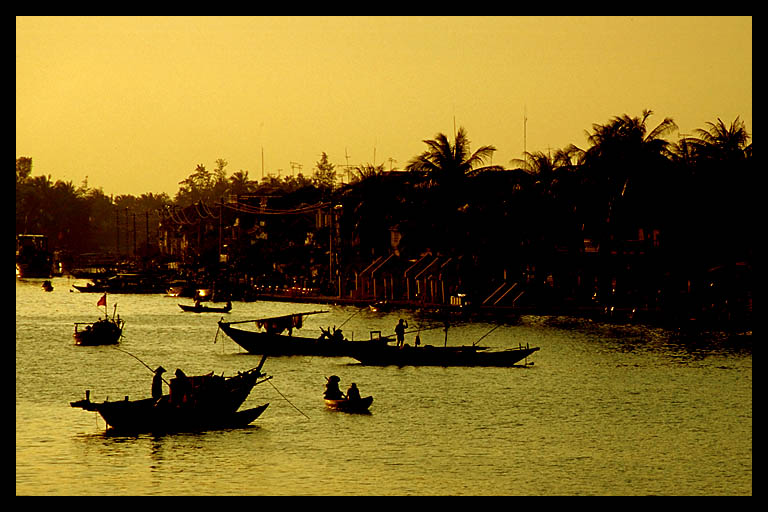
[16,277,752,495]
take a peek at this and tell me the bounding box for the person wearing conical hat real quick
[324,375,344,400]
[152,366,166,399]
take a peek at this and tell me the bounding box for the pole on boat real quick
[112,346,170,385]
[473,324,502,346]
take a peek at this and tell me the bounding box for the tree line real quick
[16,110,753,298]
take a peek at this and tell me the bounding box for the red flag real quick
[96,294,107,307]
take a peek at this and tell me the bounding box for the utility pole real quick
[523,105,528,157]
[344,148,352,183]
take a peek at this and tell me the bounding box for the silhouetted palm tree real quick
[579,109,677,238]
[406,127,501,188]
[684,116,751,164]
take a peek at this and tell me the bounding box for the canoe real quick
[70,364,270,433]
[349,343,540,367]
[325,396,373,413]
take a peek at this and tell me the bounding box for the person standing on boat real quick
[152,366,166,399]
[395,319,408,347]
[346,383,361,402]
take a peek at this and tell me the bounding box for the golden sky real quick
[16,16,752,197]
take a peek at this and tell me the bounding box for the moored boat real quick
[73,293,124,346]
[217,311,386,357]
[70,359,270,434]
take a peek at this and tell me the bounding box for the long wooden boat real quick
[349,343,540,367]
[179,302,232,313]
[324,395,373,413]
[70,362,270,434]
[217,311,386,357]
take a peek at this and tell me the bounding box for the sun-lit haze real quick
[16,16,752,197]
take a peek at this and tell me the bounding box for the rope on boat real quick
[267,379,311,420]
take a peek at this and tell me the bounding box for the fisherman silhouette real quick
[324,375,344,400]
[346,382,361,402]
[152,366,166,399]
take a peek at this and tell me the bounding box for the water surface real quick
[16,277,752,495]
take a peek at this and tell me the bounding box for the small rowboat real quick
[324,396,373,413]
[179,302,232,313]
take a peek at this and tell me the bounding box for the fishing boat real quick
[70,359,271,434]
[325,396,373,413]
[179,301,232,313]
[217,311,386,357]
[349,342,540,367]
[73,293,125,346]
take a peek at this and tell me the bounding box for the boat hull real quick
[179,304,232,313]
[71,367,268,433]
[73,319,124,346]
[218,321,383,357]
[350,344,540,367]
[80,398,269,434]
[325,396,373,413]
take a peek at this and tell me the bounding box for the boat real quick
[72,281,108,293]
[179,301,232,313]
[70,359,271,434]
[72,273,169,294]
[325,396,374,413]
[217,311,386,357]
[349,342,540,367]
[73,294,125,346]
[42,280,53,292]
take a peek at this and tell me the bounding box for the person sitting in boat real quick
[324,375,345,400]
[152,366,166,399]
[346,382,361,402]
[331,327,344,342]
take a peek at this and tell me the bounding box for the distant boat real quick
[70,361,270,434]
[42,280,53,292]
[179,301,232,313]
[73,294,124,346]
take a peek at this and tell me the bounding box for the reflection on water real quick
[17,278,751,495]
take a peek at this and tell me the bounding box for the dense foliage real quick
[16,112,753,290]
